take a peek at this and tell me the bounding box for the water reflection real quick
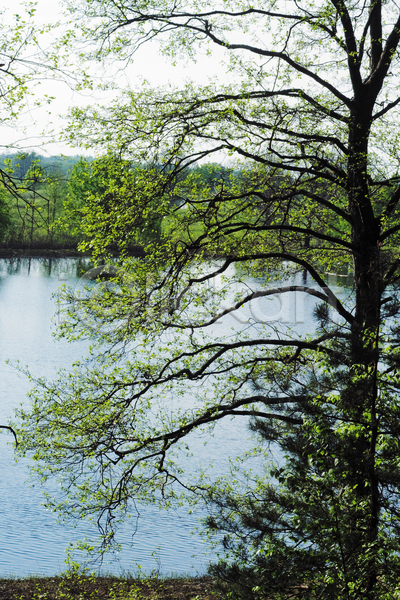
[0,256,94,278]
[0,257,212,577]
[0,257,353,577]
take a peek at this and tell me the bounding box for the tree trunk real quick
[348,98,381,592]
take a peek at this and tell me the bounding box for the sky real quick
[1,0,232,157]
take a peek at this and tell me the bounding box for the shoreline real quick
[0,246,146,259]
[0,248,89,258]
[0,573,222,600]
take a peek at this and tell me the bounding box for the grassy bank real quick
[0,573,224,600]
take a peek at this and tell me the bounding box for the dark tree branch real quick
[110,395,308,459]
[365,11,400,88]
[372,96,400,121]
[173,252,353,324]
[330,0,362,92]
[171,286,352,329]
[380,184,400,222]
[221,223,353,250]
[369,0,383,71]
[380,223,400,242]
[0,425,18,446]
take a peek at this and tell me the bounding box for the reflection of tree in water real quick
[4,257,24,276]
[76,257,95,278]
[0,255,93,279]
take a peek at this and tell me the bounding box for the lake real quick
[0,257,350,577]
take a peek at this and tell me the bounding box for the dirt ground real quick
[0,574,224,600]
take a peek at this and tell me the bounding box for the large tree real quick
[14,1,400,597]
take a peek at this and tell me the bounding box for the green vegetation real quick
[0,572,220,600]
[0,154,242,251]
[0,4,89,243]
[10,1,400,599]
[0,153,82,249]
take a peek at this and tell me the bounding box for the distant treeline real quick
[0,153,238,252]
[0,152,85,180]
[0,152,91,249]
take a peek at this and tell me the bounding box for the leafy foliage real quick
[13,1,400,598]
[65,155,167,255]
[0,187,11,241]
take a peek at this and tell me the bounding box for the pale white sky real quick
[1,0,232,156]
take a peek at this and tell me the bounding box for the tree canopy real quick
[14,1,400,597]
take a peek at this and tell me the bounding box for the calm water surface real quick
[0,257,350,576]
